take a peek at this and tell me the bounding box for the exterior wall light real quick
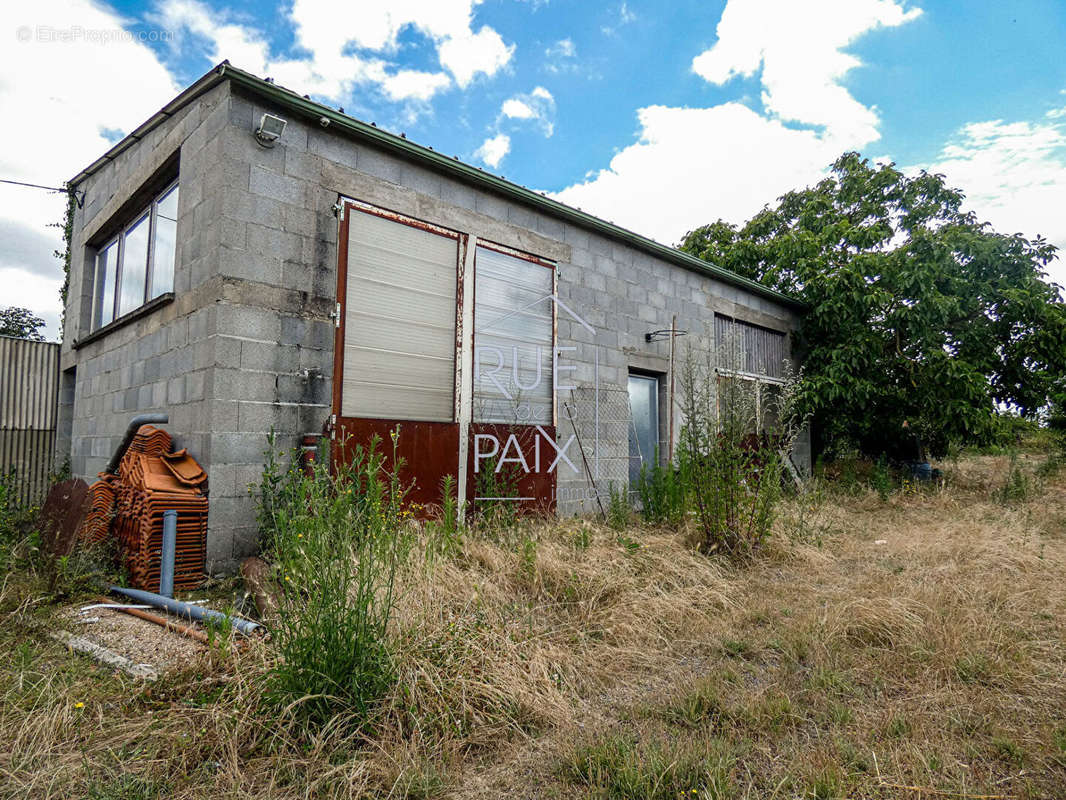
[254,113,286,147]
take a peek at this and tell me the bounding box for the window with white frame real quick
[92,181,179,331]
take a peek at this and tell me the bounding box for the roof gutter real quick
[67,64,229,189]
[70,62,805,311]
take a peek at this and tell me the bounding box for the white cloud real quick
[555,0,920,244]
[547,38,575,58]
[382,69,453,102]
[602,2,637,36]
[157,0,514,102]
[498,87,556,136]
[919,117,1066,288]
[0,0,178,339]
[502,99,536,119]
[475,133,511,168]
[692,0,921,144]
[437,25,514,88]
[544,37,577,73]
[0,268,64,337]
[554,103,841,243]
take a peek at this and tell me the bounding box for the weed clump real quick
[0,470,39,572]
[635,457,686,527]
[675,343,803,559]
[257,432,407,726]
[998,452,1033,505]
[563,734,736,800]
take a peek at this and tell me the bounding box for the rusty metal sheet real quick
[335,417,461,511]
[467,423,556,515]
[39,478,90,557]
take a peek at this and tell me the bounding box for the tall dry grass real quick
[0,452,1064,799]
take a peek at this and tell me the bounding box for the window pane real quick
[473,247,554,424]
[628,374,659,485]
[150,185,179,298]
[118,213,150,317]
[94,241,118,329]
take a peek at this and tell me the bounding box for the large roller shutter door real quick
[472,245,554,424]
[341,209,458,422]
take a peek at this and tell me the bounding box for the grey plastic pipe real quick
[105,413,170,474]
[108,585,265,637]
[159,510,177,598]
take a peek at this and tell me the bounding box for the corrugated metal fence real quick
[1,336,59,505]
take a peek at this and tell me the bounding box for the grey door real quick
[628,373,659,486]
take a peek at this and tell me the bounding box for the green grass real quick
[562,735,736,800]
[258,433,408,727]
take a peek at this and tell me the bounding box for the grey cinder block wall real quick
[61,65,808,573]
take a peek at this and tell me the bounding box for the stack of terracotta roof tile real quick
[78,425,209,591]
[125,424,173,457]
[80,473,119,545]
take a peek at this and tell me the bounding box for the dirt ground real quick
[55,602,206,674]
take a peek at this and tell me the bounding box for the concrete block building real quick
[60,62,808,572]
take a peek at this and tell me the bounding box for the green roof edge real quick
[73,61,806,311]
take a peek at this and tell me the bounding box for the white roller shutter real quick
[341,209,458,421]
[473,246,554,424]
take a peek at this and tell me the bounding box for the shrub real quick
[0,470,38,571]
[871,455,892,502]
[998,452,1033,505]
[606,482,630,530]
[473,455,521,531]
[257,432,408,726]
[426,474,462,558]
[676,345,802,559]
[635,456,687,526]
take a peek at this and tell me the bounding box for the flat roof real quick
[69,61,805,311]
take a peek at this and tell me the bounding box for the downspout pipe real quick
[106,413,170,474]
[159,510,177,598]
[108,585,265,637]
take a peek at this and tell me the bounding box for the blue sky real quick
[2,0,1065,339]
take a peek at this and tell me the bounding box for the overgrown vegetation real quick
[634,457,686,527]
[563,734,736,799]
[2,439,1065,798]
[0,470,113,602]
[256,433,407,726]
[673,344,801,557]
[0,470,38,573]
[472,454,522,530]
[680,152,1066,459]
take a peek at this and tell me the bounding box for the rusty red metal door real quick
[331,201,464,511]
[332,199,558,515]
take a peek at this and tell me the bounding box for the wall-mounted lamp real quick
[645,328,687,343]
[254,113,287,147]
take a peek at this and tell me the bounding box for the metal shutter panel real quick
[473,246,554,424]
[341,210,458,422]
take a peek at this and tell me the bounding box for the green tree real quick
[0,307,46,341]
[680,152,1066,458]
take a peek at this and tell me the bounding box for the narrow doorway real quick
[628,373,660,486]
